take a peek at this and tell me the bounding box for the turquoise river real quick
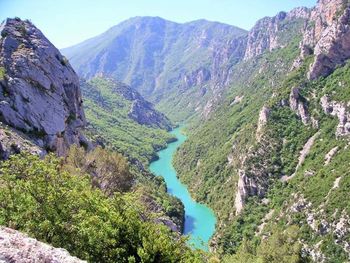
[149,127,216,251]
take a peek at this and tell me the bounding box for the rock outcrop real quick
[114,79,172,130]
[320,95,350,136]
[293,0,350,79]
[256,106,270,140]
[0,227,86,263]
[128,98,172,130]
[324,146,339,165]
[0,18,88,157]
[234,170,259,215]
[289,87,310,125]
[244,7,309,60]
[281,132,319,181]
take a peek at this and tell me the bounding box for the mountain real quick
[173,0,350,261]
[2,0,350,261]
[62,17,247,121]
[0,18,88,157]
[81,77,174,165]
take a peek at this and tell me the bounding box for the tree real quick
[0,153,204,262]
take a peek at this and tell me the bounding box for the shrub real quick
[0,153,204,262]
[0,67,5,80]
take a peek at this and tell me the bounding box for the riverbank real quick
[149,127,216,251]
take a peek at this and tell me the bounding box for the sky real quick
[0,0,317,49]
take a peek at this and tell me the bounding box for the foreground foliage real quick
[0,153,205,262]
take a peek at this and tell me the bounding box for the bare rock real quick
[302,241,327,263]
[293,0,350,79]
[256,106,270,140]
[0,227,86,263]
[0,123,45,159]
[324,146,339,165]
[294,132,319,172]
[229,95,244,106]
[282,132,319,181]
[0,18,88,157]
[320,95,350,136]
[182,67,211,88]
[244,7,309,60]
[289,87,310,125]
[234,170,259,215]
[308,4,350,79]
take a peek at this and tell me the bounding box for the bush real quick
[0,67,5,80]
[0,153,204,262]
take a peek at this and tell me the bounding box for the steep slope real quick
[174,1,350,262]
[62,17,247,121]
[83,77,172,130]
[0,18,87,156]
[81,77,174,165]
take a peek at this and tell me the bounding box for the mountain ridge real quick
[61,16,247,122]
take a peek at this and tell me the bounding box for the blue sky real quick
[1,0,316,48]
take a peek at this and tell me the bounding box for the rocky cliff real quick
[295,0,350,79]
[0,227,86,263]
[0,18,87,157]
[244,7,309,60]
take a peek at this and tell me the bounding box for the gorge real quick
[1,0,350,262]
[149,127,216,251]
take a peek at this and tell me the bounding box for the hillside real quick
[62,17,247,121]
[81,77,174,165]
[174,0,350,261]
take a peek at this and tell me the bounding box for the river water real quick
[149,127,216,251]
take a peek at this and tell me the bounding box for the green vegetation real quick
[61,18,247,123]
[174,36,302,219]
[223,226,303,263]
[81,77,175,165]
[0,66,5,80]
[0,152,206,262]
[173,22,350,261]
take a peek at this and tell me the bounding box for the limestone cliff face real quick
[289,87,310,125]
[244,7,309,60]
[295,0,350,79]
[245,0,350,81]
[0,18,87,156]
